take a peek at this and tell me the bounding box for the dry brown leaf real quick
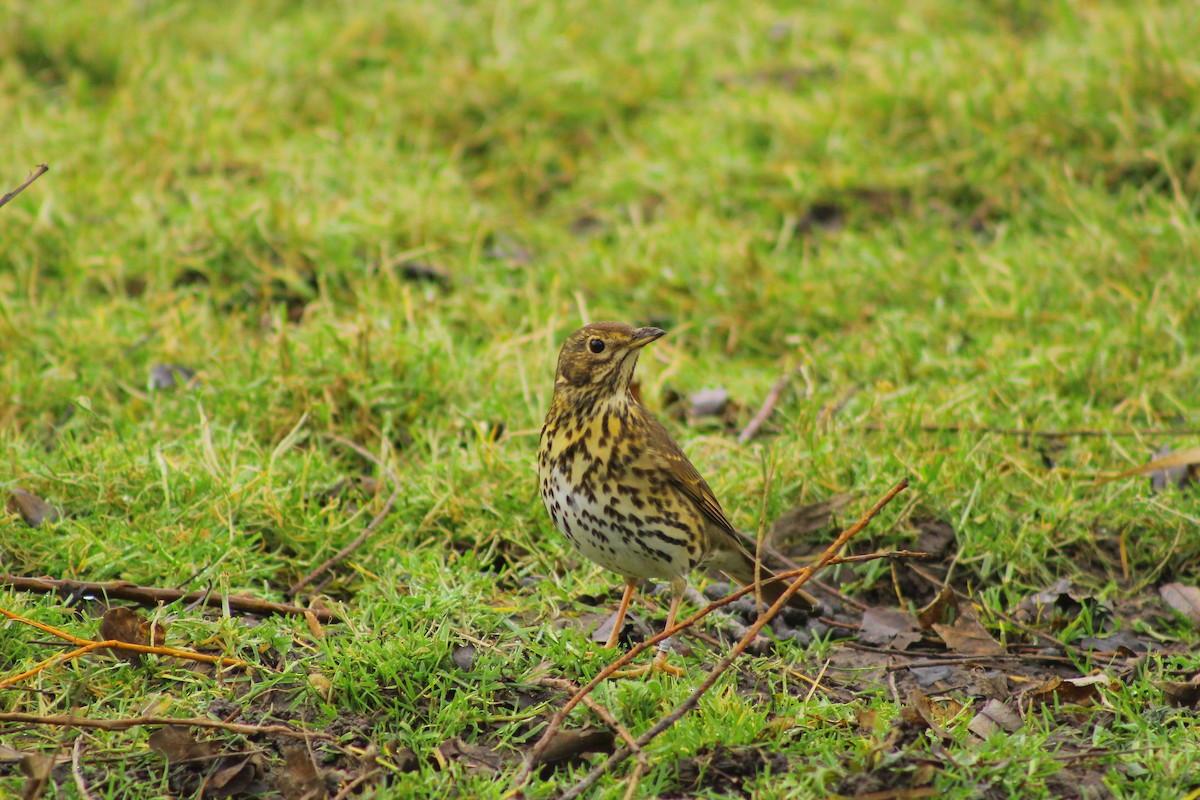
[967,698,1023,739]
[1026,675,1115,706]
[435,739,507,773]
[204,754,263,799]
[900,688,956,742]
[859,607,922,650]
[149,728,218,763]
[932,605,1004,656]
[1160,583,1200,624]
[20,752,56,800]
[536,728,615,767]
[273,745,327,800]
[7,489,60,529]
[1158,679,1200,708]
[99,607,167,666]
[916,585,957,630]
[768,494,855,551]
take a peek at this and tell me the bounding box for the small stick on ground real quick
[0,607,248,688]
[72,738,97,800]
[860,422,1200,439]
[0,712,337,741]
[0,575,339,622]
[557,477,909,799]
[288,435,401,598]
[0,164,49,210]
[738,369,795,444]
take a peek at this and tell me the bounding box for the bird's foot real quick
[612,641,685,677]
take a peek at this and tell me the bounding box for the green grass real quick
[3,0,1200,797]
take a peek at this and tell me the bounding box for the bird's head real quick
[552,322,666,398]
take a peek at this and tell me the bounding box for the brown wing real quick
[631,405,739,537]
[631,406,819,613]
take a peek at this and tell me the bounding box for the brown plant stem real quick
[0,164,49,210]
[0,575,339,622]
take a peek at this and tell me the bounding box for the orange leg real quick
[615,577,687,678]
[604,577,639,649]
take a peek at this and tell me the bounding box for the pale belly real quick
[540,466,694,580]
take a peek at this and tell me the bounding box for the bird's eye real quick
[588,338,605,354]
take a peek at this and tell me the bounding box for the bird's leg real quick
[604,577,639,649]
[649,577,687,676]
[614,577,687,678]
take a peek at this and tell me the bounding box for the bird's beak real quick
[628,327,666,349]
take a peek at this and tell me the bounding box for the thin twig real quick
[860,423,1200,439]
[0,712,336,740]
[738,369,795,444]
[0,164,49,210]
[288,435,401,597]
[558,478,909,799]
[0,575,339,622]
[0,607,248,688]
[287,487,399,597]
[72,738,97,800]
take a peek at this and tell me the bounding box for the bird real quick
[537,321,818,674]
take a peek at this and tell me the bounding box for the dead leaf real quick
[99,607,167,666]
[203,754,263,799]
[916,586,958,630]
[272,745,327,800]
[912,518,957,560]
[149,728,218,763]
[535,729,615,767]
[1026,675,1115,706]
[967,698,1023,739]
[7,489,60,528]
[909,664,957,688]
[435,738,507,773]
[1013,579,1110,630]
[1147,445,1199,491]
[1077,630,1146,655]
[1158,679,1200,708]
[859,607,922,650]
[689,387,730,417]
[307,672,332,701]
[1160,583,1200,624]
[148,364,197,391]
[768,494,854,552]
[900,688,956,742]
[932,605,1004,656]
[20,752,55,800]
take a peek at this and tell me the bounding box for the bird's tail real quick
[720,549,820,614]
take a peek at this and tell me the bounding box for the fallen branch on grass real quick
[0,711,336,741]
[861,423,1200,439]
[737,368,796,444]
[0,606,249,689]
[512,477,910,792]
[0,164,49,210]
[0,575,339,622]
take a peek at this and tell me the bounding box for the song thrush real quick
[538,322,817,674]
